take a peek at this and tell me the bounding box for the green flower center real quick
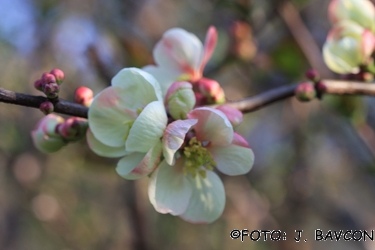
[183,137,216,178]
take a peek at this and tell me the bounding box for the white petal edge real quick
[148,160,193,215]
[208,143,254,176]
[111,67,163,102]
[116,142,162,180]
[86,129,127,158]
[179,171,225,224]
[187,107,233,146]
[126,101,167,153]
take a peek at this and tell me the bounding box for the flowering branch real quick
[1,80,375,118]
[0,87,88,118]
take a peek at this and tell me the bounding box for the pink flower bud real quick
[39,101,54,115]
[74,86,94,107]
[50,68,65,84]
[216,105,243,129]
[295,82,317,102]
[305,69,320,82]
[41,73,56,84]
[196,78,226,104]
[165,81,196,120]
[57,117,88,141]
[43,82,60,99]
[34,79,44,91]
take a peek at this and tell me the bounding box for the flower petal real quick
[148,160,193,215]
[111,67,163,102]
[116,142,162,180]
[88,86,137,147]
[200,26,218,73]
[153,28,203,80]
[142,65,180,97]
[86,129,127,158]
[179,171,225,223]
[162,119,197,165]
[126,101,167,153]
[208,133,254,176]
[187,107,233,146]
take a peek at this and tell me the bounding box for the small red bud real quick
[42,73,56,84]
[50,69,65,84]
[295,82,317,102]
[34,79,44,91]
[39,101,54,115]
[74,86,94,107]
[305,69,320,82]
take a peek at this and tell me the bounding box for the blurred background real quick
[1,0,375,249]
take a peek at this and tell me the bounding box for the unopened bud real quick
[43,82,60,99]
[74,86,94,107]
[216,105,243,129]
[196,78,226,104]
[295,82,317,102]
[31,114,67,153]
[305,69,320,82]
[58,117,88,141]
[39,101,54,115]
[42,73,56,84]
[34,79,44,91]
[50,69,65,84]
[166,81,196,120]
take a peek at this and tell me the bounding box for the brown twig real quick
[2,80,375,118]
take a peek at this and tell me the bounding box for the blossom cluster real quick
[323,0,375,75]
[32,27,254,223]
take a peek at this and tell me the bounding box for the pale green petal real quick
[323,41,361,74]
[162,119,197,165]
[86,129,127,158]
[88,86,137,147]
[208,144,254,176]
[31,129,67,153]
[111,67,163,102]
[142,65,180,97]
[126,101,167,153]
[148,160,192,215]
[116,142,162,180]
[180,171,225,223]
[187,107,233,146]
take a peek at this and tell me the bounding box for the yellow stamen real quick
[183,137,216,178]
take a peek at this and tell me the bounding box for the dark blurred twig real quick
[2,80,375,118]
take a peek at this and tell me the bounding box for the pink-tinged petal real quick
[180,171,225,224]
[328,0,339,24]
[116,142,162,180]
[142,65,181,97]
[231,132,249,147]
[162,119,198,165]
[111,67,163,102]
[216,105,243,129]
[200,26,218,73]
[153,28,203,80]
[187,107,233,146]
[88,86,137,147]
[148,160,193,215]
[208,138,254,176]
[126,101,167,153]
[86,129,127,158]
[361,30,375,59]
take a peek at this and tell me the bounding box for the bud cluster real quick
[32,114,88,153]
[323,0,375,76]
